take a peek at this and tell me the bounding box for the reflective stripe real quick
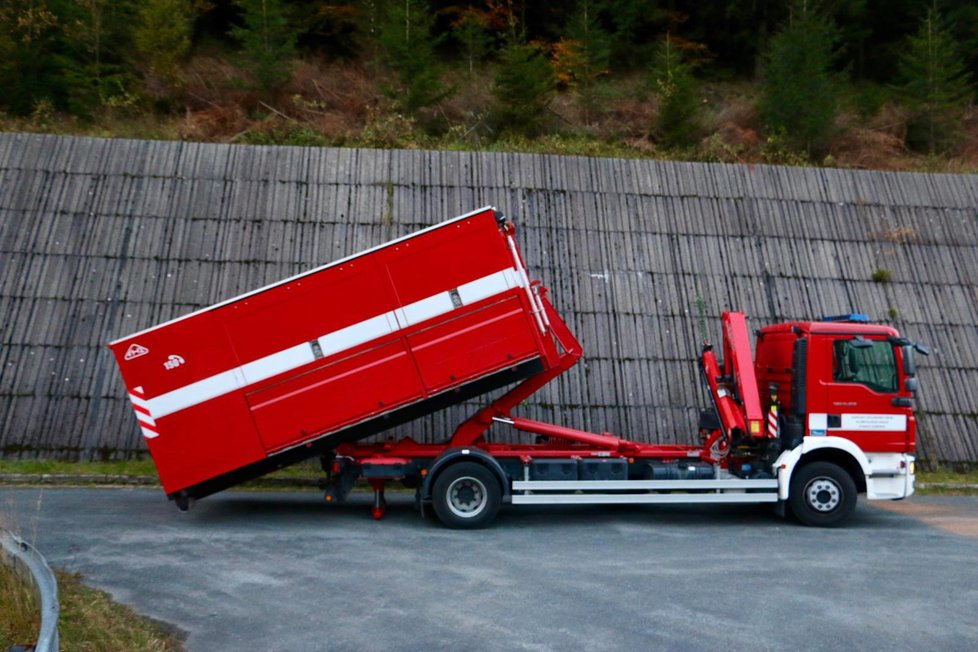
[767,405,778,438]
[150,370,243,418]
[135,410,156,426]
[457,269,520,306]
[128,393,150,410]
[240,343,316,386]
[142,268,525,419]
[319,313,399,357]
[129,388,158,435]
[401,293,456,326]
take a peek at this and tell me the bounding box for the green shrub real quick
[872,268,893,283]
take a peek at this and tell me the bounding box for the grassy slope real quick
[2,59,975,173]
[0,562,183,651]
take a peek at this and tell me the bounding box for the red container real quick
[108,207,554,496]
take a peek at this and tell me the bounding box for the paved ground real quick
[2,488,976,652]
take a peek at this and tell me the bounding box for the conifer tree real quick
[60,0,141,113]
[760,0,838,157]
[896,5,974,154]
[650,34,700,148]
[133,0,192,92]
[492,38,556,136]
[0,0,60,115]
[452,6,491,78]
[231,0,296,99]
[378,0,448,113]
[564,0,610,125]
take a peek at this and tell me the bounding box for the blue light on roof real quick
[822,313,870,323]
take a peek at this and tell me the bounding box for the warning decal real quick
[124,343,150,360]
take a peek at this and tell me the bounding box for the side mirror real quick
[905,377,919,395]
[914,342,931,356]
[902,345,916,376]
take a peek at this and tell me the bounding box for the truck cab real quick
[752,314,926,524]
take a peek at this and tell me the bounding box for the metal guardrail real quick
[0,529,60,652]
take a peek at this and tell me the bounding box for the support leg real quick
[370,479,387,520]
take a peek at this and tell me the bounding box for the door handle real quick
[892,397,912,407]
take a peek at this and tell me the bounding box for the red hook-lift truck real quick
[109,207,928,528]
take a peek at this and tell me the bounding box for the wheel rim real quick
[805,476,842,513]
[446,476,488,519]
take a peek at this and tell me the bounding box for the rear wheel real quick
[431,462,501,529]
[789,461,857,527]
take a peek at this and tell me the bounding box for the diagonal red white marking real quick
[128,387,159,439]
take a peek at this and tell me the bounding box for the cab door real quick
[810,336,911,453]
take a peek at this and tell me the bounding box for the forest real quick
[0,0,975,170]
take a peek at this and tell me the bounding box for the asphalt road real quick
[2,488,976,652]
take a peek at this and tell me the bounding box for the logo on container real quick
[164,354,185,370]
[124,343,149,360]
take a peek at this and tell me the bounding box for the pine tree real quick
[896,5,974,154]
[0,0,61,115]
[231,0,296,99]
[60,0,141,114]
[492,38,556,136]
[760,0,839,157]
[650,34,700,148]
[602,0,665,69]
[133,0,192,93]
[377,0,448,113]
[452,6,491,78]
[563,0,610,125]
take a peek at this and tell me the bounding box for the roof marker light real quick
[821,313,870,323]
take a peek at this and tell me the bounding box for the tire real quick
[431,462,502,529]
[789,461,858,527]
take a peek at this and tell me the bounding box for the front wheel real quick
[789,462,858,527]
[431,462,502,529]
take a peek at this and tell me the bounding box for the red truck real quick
[109,206,928,528]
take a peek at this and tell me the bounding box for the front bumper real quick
[865,453,915,500]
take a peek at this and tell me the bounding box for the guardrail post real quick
[0,529,60,652]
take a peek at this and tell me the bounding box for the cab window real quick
[832,340,897,393]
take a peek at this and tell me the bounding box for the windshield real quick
[832,339,898,393]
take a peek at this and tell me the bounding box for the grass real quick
[56,569,184,651]
[0,561,184,651]
[918,470,978,484]
[1,460,976,493]
[0,458,325,485]
[917,469,978,495]
[0,555,39,648]
[0,459,159,477]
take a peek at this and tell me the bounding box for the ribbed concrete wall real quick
[1,132,976,465]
